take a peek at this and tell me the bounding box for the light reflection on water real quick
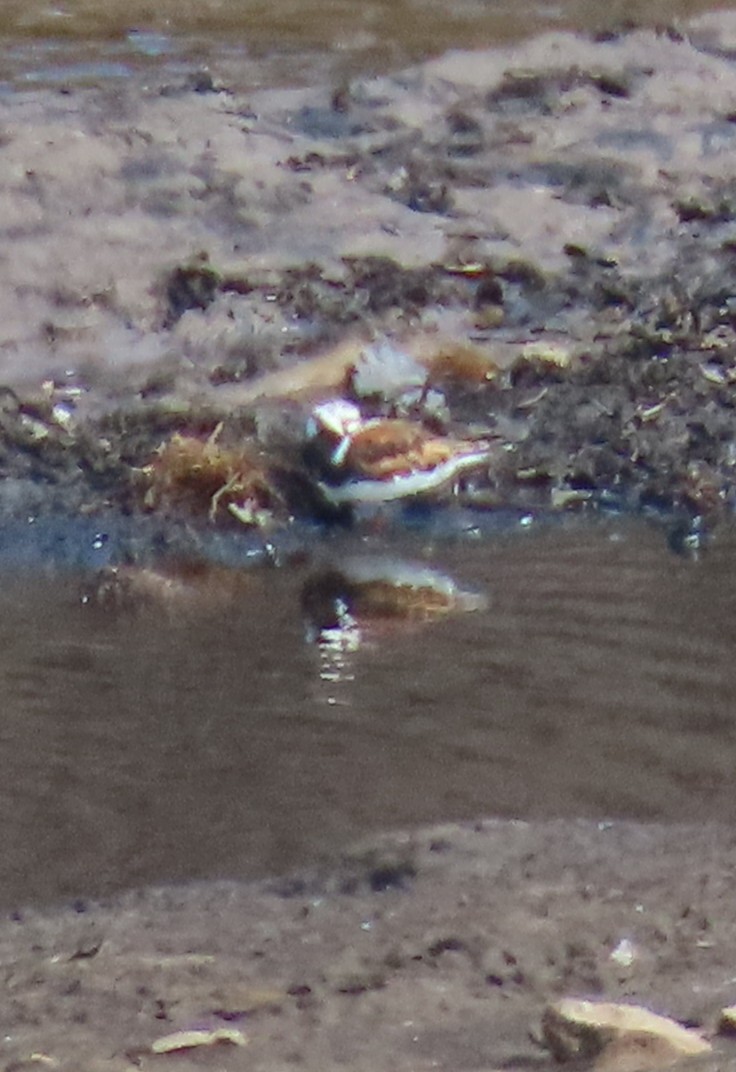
[0,517,736,909]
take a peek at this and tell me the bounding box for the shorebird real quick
[305,399,494,505]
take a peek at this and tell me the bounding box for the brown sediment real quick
[4,819,736,1071]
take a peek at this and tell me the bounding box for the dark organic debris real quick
[161,257,221,327]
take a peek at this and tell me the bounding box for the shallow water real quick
[0,0,731,89]
[0,1,733,919]
[2,516,735,909]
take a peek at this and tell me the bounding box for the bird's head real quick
[306,399,365,466]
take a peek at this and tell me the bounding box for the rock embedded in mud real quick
[717,1006,736,1036]
[542,999,711,1071]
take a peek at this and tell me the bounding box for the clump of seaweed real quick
[141,425,281,526]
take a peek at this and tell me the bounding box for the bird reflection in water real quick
[300,555,486,694]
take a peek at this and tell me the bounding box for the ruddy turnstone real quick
[305,399,494,505]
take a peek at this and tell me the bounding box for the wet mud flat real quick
[5,820,736,1071]
[3,14,736,544]
[5,13,736,1071]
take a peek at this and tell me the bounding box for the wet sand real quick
[5,819,736,1071]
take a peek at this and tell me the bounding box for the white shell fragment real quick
[150,1027,248,1054]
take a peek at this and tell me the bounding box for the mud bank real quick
[5,818,736,1070]
[3,15,736,542]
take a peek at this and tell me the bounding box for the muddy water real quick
[0,0,731,89]
[0,517,733,910]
